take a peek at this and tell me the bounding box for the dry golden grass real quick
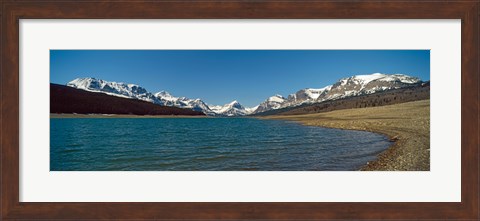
[263,99,430,171]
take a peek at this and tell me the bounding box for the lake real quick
[50,117,391,171]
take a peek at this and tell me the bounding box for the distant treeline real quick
[253,82,430,116]
[50,84,205,116]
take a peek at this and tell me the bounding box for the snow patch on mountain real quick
[67,78,162,104]
[322,73,421,101]
[252,95,286,114]
[153,91,217,115]
[67,77,256,116]
[209,100,255,116]
[67,73,422,116]
[268,94,286,103]
[351,73,386,84]
[252,73,422,114]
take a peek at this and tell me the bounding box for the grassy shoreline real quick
[261,99,430,171]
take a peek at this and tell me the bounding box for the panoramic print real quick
[50,50,430,171]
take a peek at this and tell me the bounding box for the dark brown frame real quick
[1,0,478,220]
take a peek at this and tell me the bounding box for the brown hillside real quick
[50,83,205,116]
[254,83,430,116]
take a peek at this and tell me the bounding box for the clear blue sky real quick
[51,50,430,107]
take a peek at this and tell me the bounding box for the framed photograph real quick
[1,1,478,220]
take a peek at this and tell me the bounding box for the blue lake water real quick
[50,118,391,171]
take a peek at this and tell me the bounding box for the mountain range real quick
[67,78,256,116]
[66,73,423,116]
[51,84,205,116]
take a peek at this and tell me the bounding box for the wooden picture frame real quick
[1,1,478,220]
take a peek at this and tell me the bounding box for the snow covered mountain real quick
[152,92,255,116]
[67,78,163,105]
[321,73,421,101]
[153,91,216,115]
[252,95,286,114]
[284,86,332,106]
[66,73,422,116]
[252,73,422,114]
[67,78,254,116]
[209,100,257,116]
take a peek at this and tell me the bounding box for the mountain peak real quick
[267,95,285,103]
[127,83,140,88]
[347,73,388,84]
[72,77,96,81]
[212,100,250,116]
[68,77,95,84]
[228,100,240,105]
[67,77,102,90]
[66,77,161,105]
[226,100,244,109]
[347,73,420,84]
[155,90,172,97]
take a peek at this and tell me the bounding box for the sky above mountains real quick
[51,50,430,107]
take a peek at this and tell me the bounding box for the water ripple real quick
[50,118,391,171]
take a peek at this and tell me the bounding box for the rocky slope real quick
[253,73,422,114]
[253,82,430,116]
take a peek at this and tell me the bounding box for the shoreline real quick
[261,99,430,171]
[51,100,429,171]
